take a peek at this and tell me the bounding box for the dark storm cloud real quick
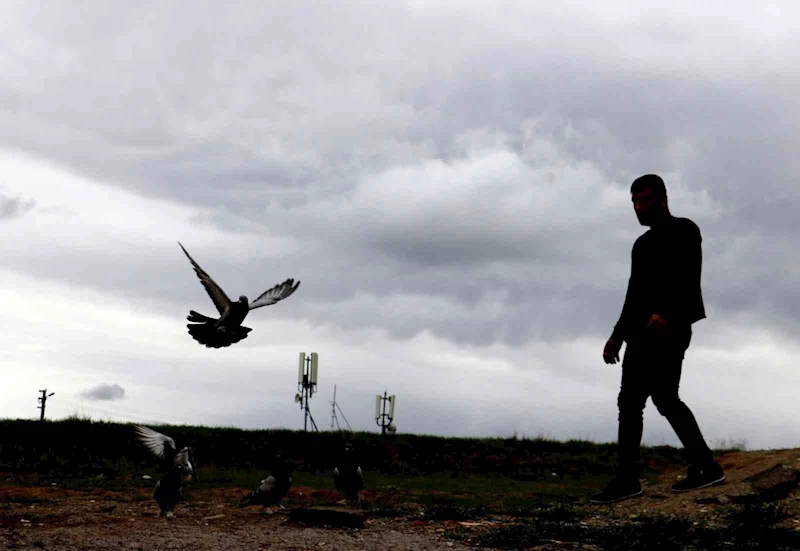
[1,0,798,351]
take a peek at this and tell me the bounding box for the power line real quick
[60,392,196,425]
[57,397,162,424]
[56,396,191,427]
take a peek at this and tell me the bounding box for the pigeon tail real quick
[239,491,256,507]
[239,486,267,507]
[187,323,252,348]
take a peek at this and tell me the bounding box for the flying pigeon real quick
[133,425,198,519]
[240,452,293,514]
[178,242,300,348]
[333,442,364,506]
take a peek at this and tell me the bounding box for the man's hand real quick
[603,337,621,364]
[646,313,669,331]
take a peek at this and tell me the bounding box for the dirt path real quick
[1,516,493,551]
[589,449,800,525]
[1,507,493,550]
[0,484,499,551]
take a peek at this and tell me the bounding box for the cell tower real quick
[375,390,397,434]
[294,352,319,431]
[329,384,352,431]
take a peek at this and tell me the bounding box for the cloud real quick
[80,383,126,401]
[0,192,35,220]
[1,0,800,449]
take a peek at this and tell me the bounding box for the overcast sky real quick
[2,1,799,451]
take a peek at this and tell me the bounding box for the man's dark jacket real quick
[612,216,706,343]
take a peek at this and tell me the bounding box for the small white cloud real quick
[81,383,125,401]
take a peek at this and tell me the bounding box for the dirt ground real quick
[604,448,800,524]
[5,483,494,551]
[3,449,800,550]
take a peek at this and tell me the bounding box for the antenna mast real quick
[295,352,319,431]
[375,390,397,435]
[329,384,352,431]
[330,385,338,430]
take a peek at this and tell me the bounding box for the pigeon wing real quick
[249,279,300,310]
[134,425,177,462]
[175,447,192,470]
[178,242,231,316]
[259,475,276,493]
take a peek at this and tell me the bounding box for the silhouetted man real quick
[590,174,725,505]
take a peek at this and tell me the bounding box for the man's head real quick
[630,174,670,226]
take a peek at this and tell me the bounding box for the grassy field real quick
[0,417,748,508]
[1,417,719,475]
[0,416,722,503]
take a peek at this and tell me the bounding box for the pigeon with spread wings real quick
[134,425,198,519]
[178,242,300,348]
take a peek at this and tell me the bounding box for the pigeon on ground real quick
[133,425,198,519]
[178,242,300,348]
[240,452,293,514]
[333,442,364,506]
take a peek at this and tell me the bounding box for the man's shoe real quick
[671,462,726,493]
[590,477,643,505]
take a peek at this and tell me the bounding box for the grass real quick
[0,417,744,511]
[5,467,612,517]
[2,417,729,480]
[0,418,749,477]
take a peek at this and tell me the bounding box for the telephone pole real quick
[38,389,55,421]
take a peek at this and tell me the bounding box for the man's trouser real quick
[616,323,714,477]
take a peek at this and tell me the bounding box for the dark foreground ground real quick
[4,449,800,550]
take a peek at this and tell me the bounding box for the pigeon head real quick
[238,295,248,305]
[176,446,199,482]
[272,451,291,473]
